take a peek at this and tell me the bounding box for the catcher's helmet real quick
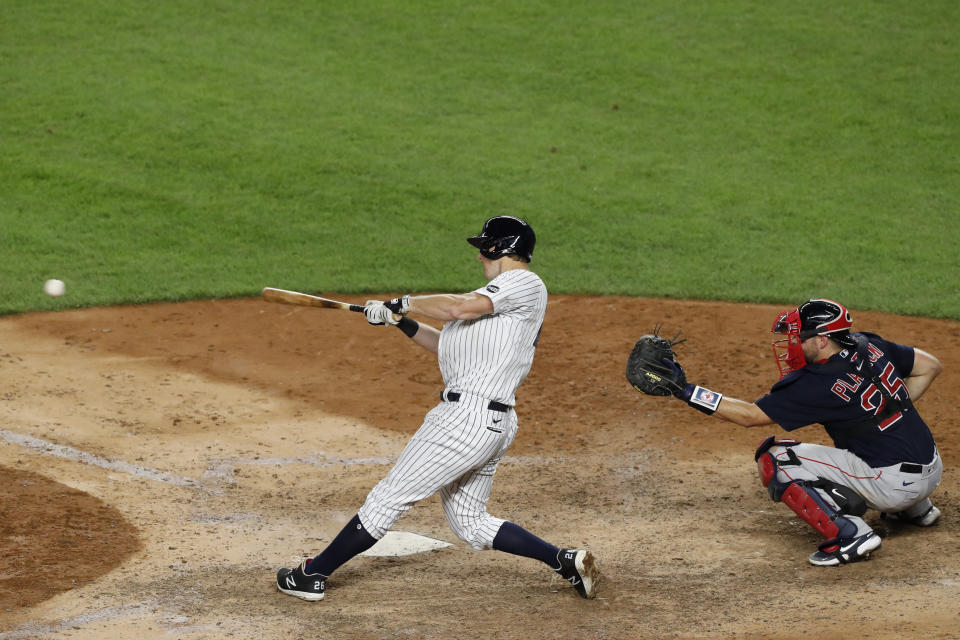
[467,216,535,262]
[790,299,854,344]
[771,298,855,377]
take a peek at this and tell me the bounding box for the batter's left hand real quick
[384,294,411,315]
[364,300,399,326]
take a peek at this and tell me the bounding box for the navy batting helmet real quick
[467,216,536,262]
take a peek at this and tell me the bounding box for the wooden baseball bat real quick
[261,287,365,313]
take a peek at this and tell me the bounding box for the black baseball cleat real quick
[556,549,599,599]
[276,558,327,601]
[807,532,882,567]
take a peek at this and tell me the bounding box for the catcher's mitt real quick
[626,328,687,397]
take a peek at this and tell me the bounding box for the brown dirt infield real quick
[1,296,958,639]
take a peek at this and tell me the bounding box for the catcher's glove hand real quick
[625,328,687,397]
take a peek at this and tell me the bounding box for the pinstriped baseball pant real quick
[357,393,518,550]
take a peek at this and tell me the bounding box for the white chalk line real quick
[0,601,153,640]
[232,454,396,466]
[225,453,559,467]
[0,427,565,492]
[0,429,199,488]
[202,453,562,487]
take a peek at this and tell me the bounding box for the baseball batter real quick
[629,298,943,566]
[277,216,599,601]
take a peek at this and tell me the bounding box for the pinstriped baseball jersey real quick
[438,269,547,406]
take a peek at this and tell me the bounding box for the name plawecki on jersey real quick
[437,269,547,406]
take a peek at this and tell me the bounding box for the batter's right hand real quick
[364,300,399,326]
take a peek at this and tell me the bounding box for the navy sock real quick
[492,521,561,570]
[305,514,378,576]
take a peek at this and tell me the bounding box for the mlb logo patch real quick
[691,386,722,412]
[693,388,716,403]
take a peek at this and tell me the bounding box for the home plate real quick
[359,531,453,557]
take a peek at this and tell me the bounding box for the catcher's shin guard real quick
[755,437,859,542]
[779,483,859,541]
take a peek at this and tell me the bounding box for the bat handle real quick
[349,304,365,313]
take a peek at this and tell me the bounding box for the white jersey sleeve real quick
[437,270,548,406]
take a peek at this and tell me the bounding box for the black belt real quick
[442,391,510,413]
[900,463,923,474]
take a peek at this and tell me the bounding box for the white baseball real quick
[44,279,66,297]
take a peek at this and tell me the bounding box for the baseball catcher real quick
[627,299,944,566]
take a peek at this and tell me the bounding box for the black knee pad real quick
[807,479,867,517]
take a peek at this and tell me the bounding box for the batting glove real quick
[364,300,399,326]
[384,294,411,315]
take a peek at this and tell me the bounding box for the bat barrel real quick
[262,287,365,313]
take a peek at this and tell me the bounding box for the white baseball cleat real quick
[884,504,941,527]
[808,532,882,567]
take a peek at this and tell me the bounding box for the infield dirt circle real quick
[1,296,958,639]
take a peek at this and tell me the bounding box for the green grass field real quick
[2,1,958,318]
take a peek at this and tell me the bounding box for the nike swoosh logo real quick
[492,418,502,424]
[830,489,845,499]
[902,481,915,486]
[838,537,868,553]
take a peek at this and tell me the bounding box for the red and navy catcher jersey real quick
[755,332,937,467]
